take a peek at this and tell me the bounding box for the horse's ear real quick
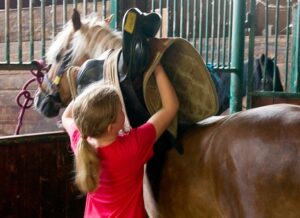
[104,14,114,25]
[260,53,266,64]
[72,9,82,31]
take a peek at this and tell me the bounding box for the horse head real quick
[34,9,122,117]
[253,54,283,92]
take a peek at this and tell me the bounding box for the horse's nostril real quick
[34,92,61,118]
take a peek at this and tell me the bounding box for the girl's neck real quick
[87,134,117,148]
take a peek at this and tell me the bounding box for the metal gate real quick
[245,0,300,109]
[147,0,300,112]
[1,0,300,113]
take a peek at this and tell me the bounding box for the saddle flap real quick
[143,38,219,137]
[76,59,105,94]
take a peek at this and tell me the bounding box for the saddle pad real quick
[143,38,219,137]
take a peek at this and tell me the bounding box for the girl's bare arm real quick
[147,64,179,140]
[61,100,74,133]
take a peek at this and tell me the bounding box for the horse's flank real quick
[158,104,300,217]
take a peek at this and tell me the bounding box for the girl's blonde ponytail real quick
[75,137,100,193]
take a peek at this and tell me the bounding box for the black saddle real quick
[77,59,105,93]
[78,8,162,126]
[120,8,161,82]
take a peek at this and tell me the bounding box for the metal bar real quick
[159,0,163,19]
[73,0,78,10]
[93,0,98,13]
[173,0,177,37]
[228,0,233,67]
[273,0,280,92]
[205,0,209,63]
[103,0,107,19]
[63,0,67,25]
[251,91,300,98]
[0,63,37,70]
[180,0,184,38]
[192,0,197,47]
[290,0,300,92]
[246,0,257,109]
[216,0,221,66]
[166,0,170,36]
[295,0,300,92]
[52,0,57,41]
[222,0,227,67]
[263,0,269,89]
[213,67,238,73]
[198,0,203,55]
[152,0,155,12]
[83,0,87,16]
[210,0,216,64]
[186,0,190,40]
[29,0,34,62]
[110,0,118,30]
[41,0,46,58]
[230,0,246,113]
[285,0,291,90]
[159,0,163,37]
[17,0,22,63]
[4,0,10,63]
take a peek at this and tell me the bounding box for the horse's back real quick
[159,104,300,218]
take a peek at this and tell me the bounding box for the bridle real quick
[40,51,73,104]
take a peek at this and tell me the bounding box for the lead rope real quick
[15,60,46,135]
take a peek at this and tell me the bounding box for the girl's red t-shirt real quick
[67,122,156,218]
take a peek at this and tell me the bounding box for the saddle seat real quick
[119,8,161,82]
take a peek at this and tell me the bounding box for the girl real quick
[62,64,179,217]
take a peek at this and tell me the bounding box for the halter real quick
[42,51,72,103]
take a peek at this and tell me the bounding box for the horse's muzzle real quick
[34,91,62,118]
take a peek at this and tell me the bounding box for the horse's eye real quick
[56,54,62,62]
[43,64,51,74]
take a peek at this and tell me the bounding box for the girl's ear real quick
[107,124,113,133]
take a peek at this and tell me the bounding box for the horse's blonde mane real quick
[46,13,122,65]
[71,20,122,64]
[46,21,74,64]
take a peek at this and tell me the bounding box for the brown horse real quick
[34,10,122,117]
[159,104,300,217]
[34,9,300,218]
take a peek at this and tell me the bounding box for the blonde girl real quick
[62,64,179,217]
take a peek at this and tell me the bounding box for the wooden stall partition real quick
[0,131,85,218]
